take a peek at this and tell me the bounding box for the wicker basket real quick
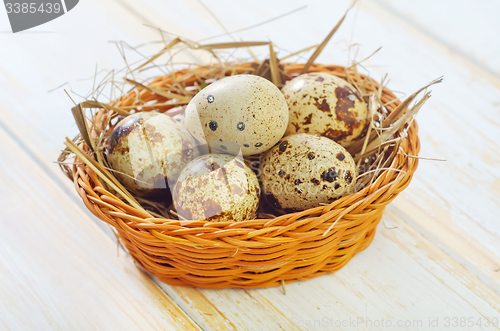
[61,62,419,289]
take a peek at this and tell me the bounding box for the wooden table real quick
[1,1,499,330]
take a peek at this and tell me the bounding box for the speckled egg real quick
[172,154,260,222]
[282,72,368,147]
[107,111,199,203]
[259,133,356,213]
[184,74,289,156]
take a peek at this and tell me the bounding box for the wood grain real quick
[373,0,500,78]
[1,0,500,329]
[156,211,500,330]
[0,126,200,330]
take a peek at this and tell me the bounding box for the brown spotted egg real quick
[184,74,289,156]
[282,72,368,147]
[172,154,260,222]
[107,111,199,204]
[259,133,356,213]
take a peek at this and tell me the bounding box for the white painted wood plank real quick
[0,130,200,330]
[351,0,500,291]
[158,213,500,331]
[1,0,500,329]
[0,0,183,236]
[0,0,171,163]
[373,0,500,77]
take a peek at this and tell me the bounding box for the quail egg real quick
[282,72,368,147]
[184,74,289,155]
[259,133,356,212]
[172,153,260,222]
[107,111,199,203]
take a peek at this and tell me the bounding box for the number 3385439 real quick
[5,2,61,14]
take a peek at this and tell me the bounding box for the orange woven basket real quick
[60,62,419,289]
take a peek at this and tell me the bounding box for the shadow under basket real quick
[61,63,420,289]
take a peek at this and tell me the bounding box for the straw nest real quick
[58,9,440,289]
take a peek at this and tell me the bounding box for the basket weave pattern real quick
[67,63,419,288]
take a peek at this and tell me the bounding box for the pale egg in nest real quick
[184,74,289,155]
